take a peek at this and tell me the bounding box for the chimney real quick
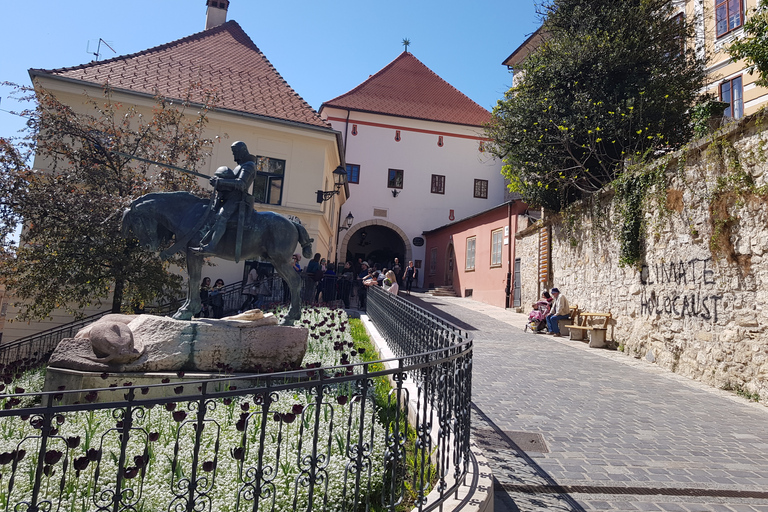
[205,0,229,30]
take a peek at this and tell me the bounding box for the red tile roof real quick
[321,52,490,127]
[32,21,330,130]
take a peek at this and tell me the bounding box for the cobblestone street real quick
[405,292,768,512]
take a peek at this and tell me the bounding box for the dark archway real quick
[345,225,406,270]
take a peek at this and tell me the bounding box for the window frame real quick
[465,236,476,271]
[473,179,489,199]
[720,75,744,119]
[253,155,286,206]
[491,228,504,267]
[345,164,360,184]
[715,0,744,38]
[431,174,446,195]
[387,168,404,189]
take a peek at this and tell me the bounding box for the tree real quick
[0,84,216,320]
[487,0,705,211]
[728,0,768,87]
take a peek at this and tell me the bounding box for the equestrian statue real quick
[120,141,313,325]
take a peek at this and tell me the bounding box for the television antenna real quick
[86,38,116,61]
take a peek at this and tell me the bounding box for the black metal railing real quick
[0,289,472,512]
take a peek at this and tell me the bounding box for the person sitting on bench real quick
[546,288,571,337]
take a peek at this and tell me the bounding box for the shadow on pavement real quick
[472,403,587,512]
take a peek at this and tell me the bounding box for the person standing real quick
[210,278,226,319]
[393,258,403,287]
[545,288,571,337]
[404,261,418,295]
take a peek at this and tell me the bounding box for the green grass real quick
[348,318,438,512]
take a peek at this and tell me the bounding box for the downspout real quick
[505,202,513,309]
[334,109,351,266]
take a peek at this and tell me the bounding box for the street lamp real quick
[316,166,349,203]
[339,212,354,232]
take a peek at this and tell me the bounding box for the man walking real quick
[546,288,571,337]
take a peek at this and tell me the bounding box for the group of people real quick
[199,254,421,317]
[354,258,418,311]
[197,277,226,319]
[527,287,571,337]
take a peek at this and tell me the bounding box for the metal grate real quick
[474,427,549,453]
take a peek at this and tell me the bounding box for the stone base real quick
[48,314,308,374]
[588,329,607,348]
[43,367,274,404]
[557,319,571,337]
[569,328,585,341]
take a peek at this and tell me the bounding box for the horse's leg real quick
[273,259,302,326]
[173,249,203,320]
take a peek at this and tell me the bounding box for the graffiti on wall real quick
[639,258,722,322]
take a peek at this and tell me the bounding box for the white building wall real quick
[322,107,504,287]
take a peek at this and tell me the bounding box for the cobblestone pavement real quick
[405,292,768,512]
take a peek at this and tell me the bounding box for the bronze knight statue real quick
[121,140,313,325]
[193,141,257,257]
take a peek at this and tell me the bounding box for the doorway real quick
[445,244,455,286]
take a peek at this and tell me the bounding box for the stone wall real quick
[517,116,768,400]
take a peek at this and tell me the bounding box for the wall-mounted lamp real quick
[338,212,354,232]
[391,189,400,198]
[316,166,348,203]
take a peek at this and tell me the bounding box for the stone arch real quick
[339,219,412,266]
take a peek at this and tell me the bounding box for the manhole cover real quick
[474,428,549,453]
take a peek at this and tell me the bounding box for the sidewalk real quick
[403,292,768,512]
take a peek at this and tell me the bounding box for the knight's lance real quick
[110,151,211,179]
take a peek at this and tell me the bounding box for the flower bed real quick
[0,308,396,512]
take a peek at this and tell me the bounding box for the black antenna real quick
[87,38,116,61]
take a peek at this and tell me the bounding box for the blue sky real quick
[0,0,541,140]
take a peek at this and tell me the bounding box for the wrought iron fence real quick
[0,286,473,512]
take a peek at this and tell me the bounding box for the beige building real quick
[684,0,768,117]
[504,1,768,119]
[3,1,346,342]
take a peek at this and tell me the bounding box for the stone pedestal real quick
[45,313,309,394]
[557,319,571,337]
[588,329,607,348]
[43,368,274,404]
[569,328,585,341]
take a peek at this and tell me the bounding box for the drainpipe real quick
[505,201,513,309]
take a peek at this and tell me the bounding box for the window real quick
[720,76,744,119]
[253,156,286,205]
[473,179,488,199]
[491,229,503,267]
[429,248,437,275]
[431,174,445,194]
[465,237,476,271]
[715,0,743,38]
[346,164,360,184]
[388,169,404,189]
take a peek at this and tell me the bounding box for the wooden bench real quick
[566,312,611,348]
[555,305,579,336]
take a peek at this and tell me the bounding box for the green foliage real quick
[690,99,730,138]
[728,0,768,87]
[487,0,705,211]
[0,83,216,320]
[613,164,667,266]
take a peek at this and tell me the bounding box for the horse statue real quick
[121,191,313,325]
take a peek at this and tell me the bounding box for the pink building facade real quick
[423,200,529,309]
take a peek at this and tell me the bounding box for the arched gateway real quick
[339,219,411,269]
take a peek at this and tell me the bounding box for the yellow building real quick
[3,1,346,342]
[504,1,768,119]
[684,0,768,117]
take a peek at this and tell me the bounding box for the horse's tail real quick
[294,222,314,259]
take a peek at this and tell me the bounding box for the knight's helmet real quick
[214,166,235,179]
